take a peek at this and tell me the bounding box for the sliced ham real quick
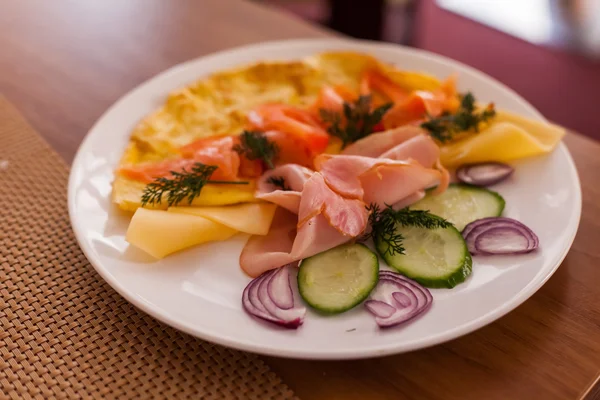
[360,164,440,207]
[256,164,314,214]
[298,173,368,237]
[341,129,450,196]
[239,208,298,277]
[392,190,426,209]
[240,173,366,277]
[257,164,314,193]
[380,134,440,167]
[432,159,450,195]
[291,214,350,264]
[380,134,449,194]
[341,126,425,158]
[259,192,302,215]
[314,154,409,197]
[315,154,441,207]
[313,154,387,199]
[241,110,451,277]
[240,212,350,278]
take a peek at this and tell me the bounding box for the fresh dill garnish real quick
[141,162,249,207]
[365,203,452,256]
[366,203,406,257]
[267,176,291,191]
[391,208,453,229]
[421,92,496,143]
[233,130,279,169]
[319,95,393,148]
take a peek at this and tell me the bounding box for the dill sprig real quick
[392,208,453,229]
[233,130,279,169]
[365,203,453,256]
[366,203,406,256]
[141,162,249,207]
[421,92,496,143]
[319,95,393,148]
[267,176,291,191]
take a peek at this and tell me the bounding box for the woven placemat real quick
[0,97,297,400]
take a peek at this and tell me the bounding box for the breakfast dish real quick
[112,50,564,329]
[69,39,581,358]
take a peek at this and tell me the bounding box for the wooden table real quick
[2,1,599,399]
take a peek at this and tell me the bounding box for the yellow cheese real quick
[126,208,237,259]
[494,111,566,149]
[440,111,565,167]
[168,203,277,235]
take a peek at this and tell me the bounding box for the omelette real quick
[112,52,455,212]
[114,51,564,259]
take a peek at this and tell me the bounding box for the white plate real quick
[68,39,581,359]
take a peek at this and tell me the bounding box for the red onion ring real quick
[365,271,433,328]
[456,162,514,186]
[463,217,539,255]
[242,265,305,328]
[365,300,396,318]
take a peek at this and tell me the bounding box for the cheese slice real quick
[126,208,237,259]
[440,111,565,167]
[493,111,566,149]
[168,203,277,235]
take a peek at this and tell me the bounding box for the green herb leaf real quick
[421,92,496,143]
[365,203,453,256]
[233,130,279,169]
[141,162,249,207]
[320,95,393,148]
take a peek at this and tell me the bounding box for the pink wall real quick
[413,0,600,139]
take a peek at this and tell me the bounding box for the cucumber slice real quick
[376,224,472,288]
[298,243,379,314]
[411,184,505,231]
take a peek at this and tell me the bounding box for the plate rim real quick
[68,38,582,359]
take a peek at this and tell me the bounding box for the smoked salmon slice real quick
[248,104,330,154]
[360,68,460,129]
[119,136,240,182]
[360,68,409,103]
[264,130,315,168]
[311,85,356,114]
